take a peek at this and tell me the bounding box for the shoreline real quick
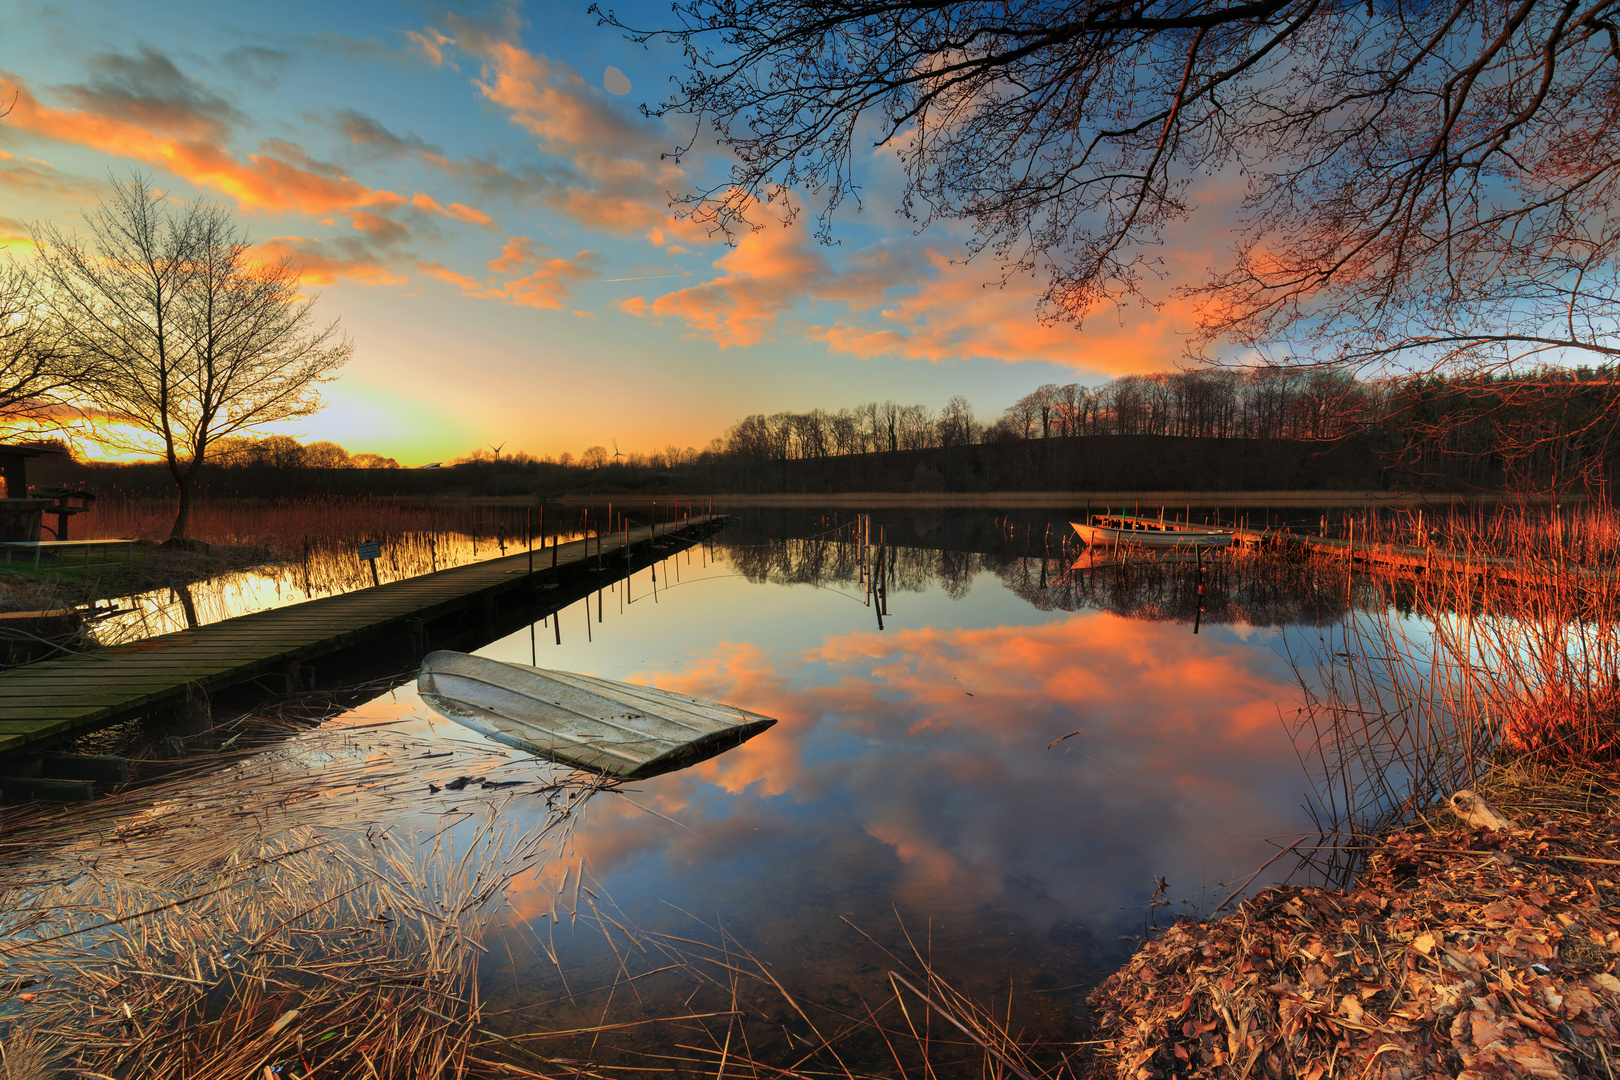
[1084,778,1620,1079]
[557,490,1573,509]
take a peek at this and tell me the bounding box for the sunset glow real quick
[0,0,1236,465]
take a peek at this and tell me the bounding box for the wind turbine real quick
[611,438,624,463]
[486,441,505,497]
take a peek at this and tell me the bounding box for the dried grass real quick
[0,721,613,1079]
[469,889,1088,1080]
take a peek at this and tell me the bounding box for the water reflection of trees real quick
[1002,552,1371,627]
[723,536,974,598]
[718,532,1381,626]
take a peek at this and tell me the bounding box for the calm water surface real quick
[217,508,1347,1058]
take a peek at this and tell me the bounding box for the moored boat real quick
[1070,521,1235,550]
[417,650,777,779]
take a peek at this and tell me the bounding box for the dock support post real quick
[406,616,426,660]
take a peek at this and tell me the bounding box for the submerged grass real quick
[0,721,615,1078]
[475,897,1091,1080]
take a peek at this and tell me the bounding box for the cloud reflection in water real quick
[502,578,1311,962]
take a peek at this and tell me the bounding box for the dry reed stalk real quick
[477,889,1084,1080]
[0,722,616,1079]
[1288,502,1620,882]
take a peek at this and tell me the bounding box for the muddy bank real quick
[1088,781,1620,1079]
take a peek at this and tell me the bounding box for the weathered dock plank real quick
[0,516,719,757]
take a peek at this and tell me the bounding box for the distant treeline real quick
[702,366,1620,494]
[208,435,401,471]
[31,365,1620,498]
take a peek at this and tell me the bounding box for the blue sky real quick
[1,0,1212,463]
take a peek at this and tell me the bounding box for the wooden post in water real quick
[874,542,885,629]
[527,508,533,575]
[1193,545,1204,635]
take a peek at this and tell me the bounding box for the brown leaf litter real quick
[1089,783,1620,1079]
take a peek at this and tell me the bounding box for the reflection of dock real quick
[0,517,722,758]
[1092,514,1604,586]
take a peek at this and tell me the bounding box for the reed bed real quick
[1288,501,1620,880]
[1307,498,1620,564]
[72,494,550,551]
[0,721,615,1079]
[77,499,596,645]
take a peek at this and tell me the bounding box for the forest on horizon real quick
[24,363,1620,500]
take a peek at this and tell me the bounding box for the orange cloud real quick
[621,216,866,347]
[406,28,456,68]
[622,216,1212,372]
[0,75,397,217]
[808,251,1211,375]
[417,261,483,292]
[347,211,409,242]
[420,240,603,310]
[491,251,602,309]
[473,41,646,156]
[257,237,407,287]
[460,37,707,246]
[488,236,537,275]
[410,191,496,228]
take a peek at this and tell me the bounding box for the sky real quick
[0,0,1231,465]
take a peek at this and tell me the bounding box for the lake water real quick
[15,499,1595,1072]
[162,506,1348,1064]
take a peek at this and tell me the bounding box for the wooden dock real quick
[0,516,720,758]
[1089,513,1602,587]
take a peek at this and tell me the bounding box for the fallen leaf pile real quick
[1088,797,1620,1079]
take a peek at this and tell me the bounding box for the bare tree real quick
[936,395,979,448]
[1004,389,1043,440]
[0,261,98,440]
[33,174,350,538]
[605,0,1620,384]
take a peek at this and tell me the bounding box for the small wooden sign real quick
[357,540,381,561]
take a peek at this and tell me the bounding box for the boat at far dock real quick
[1071,519,1235,550]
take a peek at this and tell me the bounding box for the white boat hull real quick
[1070,522,1234,550]
[418,651,777,779]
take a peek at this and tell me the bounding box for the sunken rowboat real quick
[417,650,777,779]
[1070,521,1235,550]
